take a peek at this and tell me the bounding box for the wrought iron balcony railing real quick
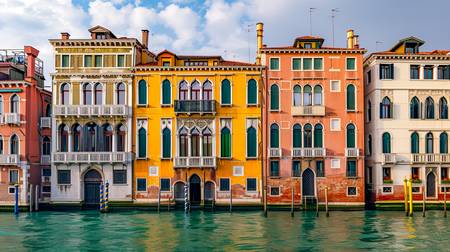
[174,100,216,114]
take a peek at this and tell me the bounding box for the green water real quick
[0,210,449,251]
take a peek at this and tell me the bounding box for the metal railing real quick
[54,105,129,117]
[174,100,216,114]
[174,156,217,168]
[52,152,133,163]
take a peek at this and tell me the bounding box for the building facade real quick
[0,46,51,206]
[364,37,450,204]
[49,26,153,206]
[133,50,263,208]
[259,24,366,208]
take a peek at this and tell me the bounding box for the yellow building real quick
[133,50,263,208]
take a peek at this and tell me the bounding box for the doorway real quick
[302,168,315,197]
[189,174,201,205]
[84,169,102,205]
[426,171,436,198]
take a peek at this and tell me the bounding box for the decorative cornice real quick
[49,39,139,48]
[0,81,30,87]
[364,54,450,66]
[261,48,366,54]
[134,65,264,72]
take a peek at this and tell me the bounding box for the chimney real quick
[142,29,149,48]
[256,22,264,65]
[61,32,70,40]
[347,29,354,49]
[24,46,39,81]
[353,35,360,49]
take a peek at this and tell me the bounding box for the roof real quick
[389,36,425,52]
[88,25,117,38]
[370,50,450,56]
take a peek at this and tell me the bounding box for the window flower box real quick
[383,179,393,184]
[412,179,422,184]
[442,180,450,184]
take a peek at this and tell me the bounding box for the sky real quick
[1,0,449,88]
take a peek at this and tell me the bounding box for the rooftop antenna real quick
[309,8,316,36]
[331,8,339,47]
[376,41,383,51]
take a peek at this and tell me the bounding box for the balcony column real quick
[419,64,425,80]
[112,131,116,153]
[199,134,203,164]
[188,134,191,165]
[67,129,72,152]
[433,65,438,80]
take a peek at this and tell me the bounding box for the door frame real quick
[189,174,202,204]
[301,167,317,197]
[426,170,437,199]
[81,168,104,204]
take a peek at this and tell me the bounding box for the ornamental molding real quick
[177,118,214,131]
[135,65,263,72]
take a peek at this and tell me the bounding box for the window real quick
[149,166,158,176]
[442,167,449,181]
[303,58,312,70]
[138,127,147,158]
[411,132,419,154]
[202,127,213,157]
[202,81,212,101]
[221,127,231,158]
[0,136,3,154]
[270,160,279,177]
[136,178,147,191]
[61,55,69,68]
[438,65,450,80]
[411,167,420,180]
[9,169,18,184]
[162,61,170,67]
[347,187,357,196]
[71,124,81,152]
[292,58,301,70]
[303,85,312,106]
[219,178,230,191]
[292,161,301,177]
[293,85,301,106]
[425,132,434,154]
[304,43,312,49]
[60,83,70,105]
[113,169,127,184]
[42,186,51,193]
[382,132,391,153]
[84,55,92,67]
[313,58,323,70]
[303,124,312,148]
[82,83,92,105]
[316,160,324,177]
[179,127,188,157]
[116,83,125,105]
[247,126,257,158]
[330,80,340,92]
[423,65,433,79]
[57,170,71,184]
[94,55,102,67]
[0,96,3,114]
[367,70,372,84]
[138,80,147,105]
[425,97,435,119]
[85,123,97,152]
[162,128,171,158]
[367,100,372,122]
[94,83,103,105]
[247,79,257,105]
[379,64,394,79]
[191,128,200,157]
[179,81,189,100]
[270,187,280,196]
[313,124,323,148]
[42,136,51,155]
[440,132,448,154]
[313,85,322,105]
[188,81,200,100]
[331,159,340,168]
[292,124,301,148]
[380,97,392,119]
[269,58,279,70]
[383,167,391,181]
[368,135,372,156]
[102,124,113,152]
[270,84,279,110]
[410,97,420,119]
[246,178,257,192]
[346,84,355,111]
[346,124,356,148]
[160,79,172,105]
[346,160,357,177]
[10,94,19,113]
[221,79,231,105]
[330,118,340,131]
[160,178,171,191]
[346,58,356,70]
[270,124,279,148]
[10,134,19,155]
[42,168,51,177]
[233,166,244,176]
[440,97,448,119]
[410,65,419,79]
[117,55,125,67]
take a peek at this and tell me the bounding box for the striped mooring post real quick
[14,184,19,215]
[99,183,104,212]
[105,181,109,212]
[184,183,189,213]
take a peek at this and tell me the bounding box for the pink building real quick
[0,46,51,207]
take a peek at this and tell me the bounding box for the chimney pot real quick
[61,32,70,40]
[142,29,149,48]
[347,29,354,49]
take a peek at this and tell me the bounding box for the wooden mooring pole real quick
[444,189,447,218]
[291,185,294,217]
[325,187,329,217]
[404,178,408,216]
[157,187,161,213]
[422,186,426,217]
[229,186,233,213]
[315,196,319,217]
[35,185,39,212]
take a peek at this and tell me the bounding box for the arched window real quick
[410,96,420,119]
[103,124,113,152]
[293,85,301,106]
[382,132,391,153]
[303,124,312,148]
[116,124,126,152]
[138,80,147,105]
[270,124,279,148]
[162,127,171,158]
[82,83,92,105]
[116,83,125,105]
[221,79,231,104]
[71,124,81,152]
[440,132,448,154]
[202,81,213,101]
[179,81,189,100]
[247,79,257,105]
[191,128,200,157]
[270,84,279,110]
[94,83,103,105]
[85,123,97,152]
[60,83,70,105]
[346,124,356,148]
[440,97,448,119]
[313,85,323,105]
[162,80,171,105]
[138,127,147,158]
[42,136,51,155]
[380,97,392,119]
[368,135,372,156]
[202,127,212,157]
[45,104,52,117]
[10,94,19,113]
[293,124,302,148]
[0,135,3,154]
[10,134,19,155]
[346,84,355,110]
[221,127,231,157]
[314,124,323,148]
[425,97,434,119]
[247,126,257,157]
[191,81,201,101]
[179,127,188,157]
[303,85,312,106]
[426,132,434,153]
[367,100,372,122]
[411,132,419,154]
[0,96,3,114]
[58,124,68,152]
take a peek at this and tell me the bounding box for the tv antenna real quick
[331,8,339,47]
[309,8,316,36]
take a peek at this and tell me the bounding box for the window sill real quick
[112,183,129,186]
[247,104,258,107]
[160,104,172,107]
[246,157,258,160]
[160,157,172,161]
[221,104,232,107]
[57,184,72,186]
[269,176,281,179]
[136,157,147,160]
[270,110,280,113]
[137,104,148,107]
[220,157,232,160]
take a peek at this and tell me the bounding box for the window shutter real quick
[379,103,383,118]
[390,102,394,118]
[379,65,383,79]
[390,64,394,79]
[221,80,231,105]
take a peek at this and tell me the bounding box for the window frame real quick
[291,57,302,71]
[330,80,341,92]
[246,79,258,106]
[57,169,71,185]
[346,57,357,71]
[220,79,232,106]
[160,178,171,192]
[94,55,103,68]
[219,178,230,192]
[246,178,258,192]
[112,169,127,185]
[117,54,126,68]
[60,54,70,68]
[269,57,280,71]
[136,178,147,192]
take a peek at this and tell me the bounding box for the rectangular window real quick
[9,170,19,184]
[303,58,312,70]
[270,187,280,196]
[95,55,103,67]
[160,178,171,191]
[410,65,419,79]
[233,166,244,176]
[411,167,420,180]
[42,186,51,193]
[304,43,312,49]
[367,70,372,84]
[136,178,147,191]
[346,58,356,70]
[383,167,392,183]
[8,187,15,194]
[57,170,71,184]
[346,160,357,177]
[292,161,301,177]
[162,61,170,67]
[330,118,341,131]
[246,178,257,192]
[441,167,449,181]
[423,65,433,79]
[347,187,357,196]
[84,55,92,67]
[42,168,51,177]
[380,64,394,79]
[149,166,158,176]
[330,80,340,92]
[219,178,230,191]
[331,159,340,168]
[61,55,70,68]
[316,160,325,177]
[117,55,125,67]
[270,160,280,177]
[438,65,450,80]
[313,58,323,70]
[382,186,393,194]
[113,170,127,184]
[269,58,279,70]
[292,58,301,70]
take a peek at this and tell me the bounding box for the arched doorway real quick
[174,181,185,203]
[302,168,315,197]
[204,181,215,201]
[426,171,436,198]
[84,169,102,205]
[189,174,201,205]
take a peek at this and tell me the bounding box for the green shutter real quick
[138,80,147,105]
[221,128,231,157]
[293,125,301,148]
[411,133,419,153]
[95,55,102,67]
[62,55,69,67]
[314,125,323,148]
[382,133,391,153]
[292,58,301,70]
[313,58,323,70]
[346,125,355,148]
[347,85,355,110]
[138,128,147,158]
[440,133,448,154]
[84,55,92,67]
[117,55,125,67]
[303,58,312,70]
[270,84,279,110]
[270,58,279,70]
[247,79,257,104]
[247,127,257,157]
[270,124,279,148]
[221,79,231,104]
[162,128,171,158]
[162,80,171,105]
[347,58,356,70]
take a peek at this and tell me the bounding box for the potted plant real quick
[412,179,422,184]
[383,179,393,184]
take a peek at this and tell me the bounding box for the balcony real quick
[291,105,325,116]
[302,148,326,158]
[40,155,51,165]
[54,105,129,117]
[174,156,217,168]
[345,148,360,157]
[411,153,450,164]
[0,154,19,165]
[40,117,51,128]
[4,113,20,124]
[52,152,133,164]
[292,148,302,157]
[381,153,396,164]
[269,148,281,158]
[174,100,216,114]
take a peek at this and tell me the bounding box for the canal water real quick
[0,210,449,251]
